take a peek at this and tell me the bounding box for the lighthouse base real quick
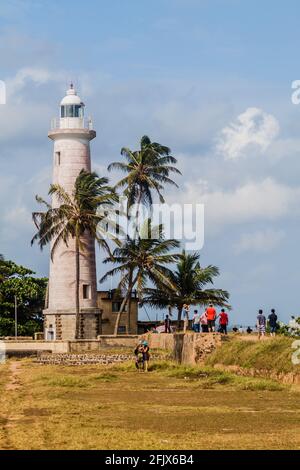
[43,308,102,341]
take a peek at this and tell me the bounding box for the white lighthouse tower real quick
[44,84,101,340]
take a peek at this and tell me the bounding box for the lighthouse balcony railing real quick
[50,117,94,131]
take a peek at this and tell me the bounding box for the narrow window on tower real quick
[55,152,61,165]
[83,284,91,299]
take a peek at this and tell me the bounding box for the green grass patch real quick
[91,373,118,382]
[147,360,286,391]
[39,375,90,388]
[206,337,298,373]
[235,377,285,391]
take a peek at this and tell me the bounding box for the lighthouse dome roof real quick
[60,84,84,106]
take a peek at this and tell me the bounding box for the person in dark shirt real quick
[164,314,171,333]
[268,309,278,337]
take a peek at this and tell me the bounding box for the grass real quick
[205,336,299,373]
[0,358,299,450]
[147,360,285,390]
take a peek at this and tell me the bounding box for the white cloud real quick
[178,177,300,233]
[217,107,280,160]
[6,67,51,98]
[1,206,32,241]
[234,229,285,254]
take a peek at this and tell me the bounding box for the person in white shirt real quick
[192,310,201,333]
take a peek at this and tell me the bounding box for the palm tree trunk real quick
[114,274,138,336]
[75,238,80,339]
[183,309,189,333]
[177,305,183,328]
[134,191,142,237]
[127,268,133,334]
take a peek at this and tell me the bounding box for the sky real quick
[1,0,300,325]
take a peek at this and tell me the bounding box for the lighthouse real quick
[43,85,101,340]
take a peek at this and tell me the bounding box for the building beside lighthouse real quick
[44,85,101,340]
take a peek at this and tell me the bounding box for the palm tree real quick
[100,222,180,335]
[31,170,116,339]
[0,254,6,284]
[108,136,181,230]
[142,250,230,324]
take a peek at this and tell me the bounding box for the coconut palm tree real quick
[142,250,230,324]
[108,136,181,230]
[31,170,116,339]
[100,221,180,335]
[0,254,7,284]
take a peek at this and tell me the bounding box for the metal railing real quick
[50,117,94,131]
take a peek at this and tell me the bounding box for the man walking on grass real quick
[268,309,278,337]
[257,309,266,340]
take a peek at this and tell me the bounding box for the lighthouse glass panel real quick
[61,105,84,118]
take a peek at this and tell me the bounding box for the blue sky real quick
[1,0,300,325]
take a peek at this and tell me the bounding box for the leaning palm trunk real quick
[177,305,183,328]
[114,274,138,336]
[75,238,81,339]
[183,310,189,333]
[127,269,134,334]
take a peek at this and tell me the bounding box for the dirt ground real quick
[0,359,299,450]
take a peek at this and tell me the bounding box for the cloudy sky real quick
[1,0,300,324]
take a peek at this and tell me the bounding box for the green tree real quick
[108,136,181,230]
[32,170,116,339]
[100,222,180,335]
[142,250,230,324]
[0,254,10,285]
[0,257,47,336]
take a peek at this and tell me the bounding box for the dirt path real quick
[5,361,22,391]
[1,361,24,449]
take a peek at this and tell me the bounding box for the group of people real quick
[192,304,229,334]
[256,309,278,339]
[162,305,287,340]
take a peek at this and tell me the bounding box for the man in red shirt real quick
[206,304,217,332]
[219,309,229,335]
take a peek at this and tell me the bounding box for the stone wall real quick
[2,333,223,363]
[179,333,223,365]
[3,340,69,354]
[142,333,175,350]
[36,352,164,366]
[140,332,223,364]
[98,335,139,348]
